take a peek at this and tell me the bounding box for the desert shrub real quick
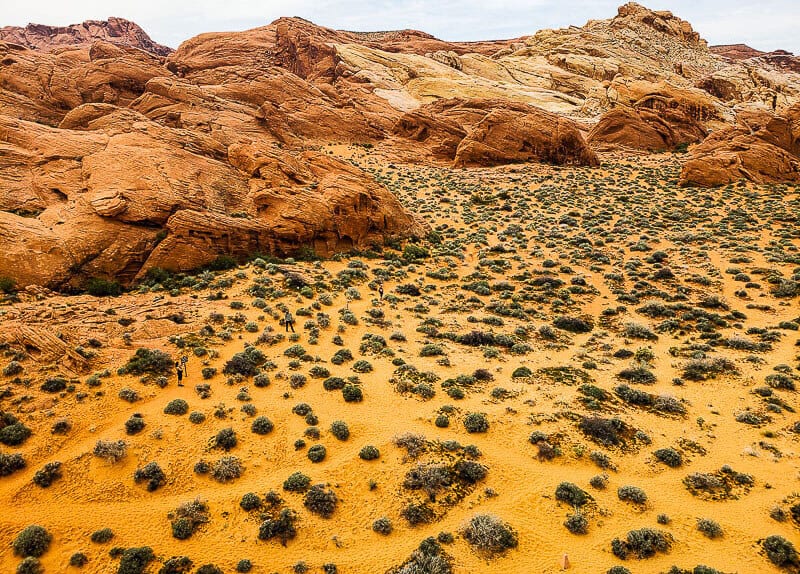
[420,344,445,357]
[159,556,193,573]
[765,373,796,391]
[589,450,615,470]
[611,528,671,560]
[435,414,450,428]
[93,440,127,463]
[394,432,427,459]
[90,528,114,543]
[556,482,590,507]
[253,373,270,388]
[330,420,350,441]
[118,387,139,403]
[323,376,346,391]
[87,277,122,297]
[213,428,237,451]
[16,557,43,574]
[189,412,205,424]
[164,399,189,415]
[454,460,487,483]
[553,316,593,333]
[623,323,658,341]
[117,546,155,574]
[462,514,518,555]
[235,560,252,573]
[258,509,297,544]
[617,485,647,504]
[0,452,26,476]
[210,456,243,482]
[0,416,31,446]
[564,512,588,534]
[196,566,223,574]
[654,448,683,467]
[615,384,654,406]
[69,552,89,567]
[590,474,608,489]
[13,525,51,557]
[331,349,353,365]
[304,484,338,518]
[358,445,380,461]
[762,535,799,568]
[307,444,327,463]
[463,412,489,433]
[32,462,62,488]
[170,499,209,540]
[3,360,23,377]
[283,471,311,492]
[401,502,435,525]
[251,416,274,435]
[133,461,166,491]
[617,367,657,385]
[124,414,145,435]
[119,348,173,377]
[682,357,738,381]
[373,517,393,534]
[342,384,363,402]
[697,518,723,539]
[352,360,373,373]
[223,347,265,376]
[41,376,67,393]
[240,492,262,512]
[607,568,632,574]
[201,367,217,380]
[579,416,626,446]
[512,366,533,378]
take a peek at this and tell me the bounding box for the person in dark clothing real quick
[175,361,184,387]
[284,310,295,333]
[378,283,384,300]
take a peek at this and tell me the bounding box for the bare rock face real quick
[0,17,172,56]
[679,105,800,186]
[394,98,598,167]
[588,106,707,150]
[0,108,426,289]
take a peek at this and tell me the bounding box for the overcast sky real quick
[3,1,798,54]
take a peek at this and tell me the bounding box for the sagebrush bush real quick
[564,512,588,534]
[124,414,145,435]
[611,528,671,559]
[359,445,380,460]
[654,447,682,467]
[283,471,311,492]
[373,517,393,535]
[12,525,51,557]
[90,528,113,543]
[93,440,127,463]
[463,412,489,433]
[763,535,799,568]
[133,461,166,491]
[617,485,647,505]
[0,451,26,476]
[697,518,723,539]
[556,482,590,507]
[32,461,62,488]
[117,546,155,574]
[210,456,243,482]
[213,428,237,451]
[304,484,338,518]
[307,444,326,463]
[118,348,173,377]
[330,420,350,441]
[251,416,274,435]
[258,509,297,545]
[164,399,189,415]
[462,514,518,555]
[240,492,262,512]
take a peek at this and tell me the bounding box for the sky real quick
[2,0,798,55]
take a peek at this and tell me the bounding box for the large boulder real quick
[394,98,598,167]
[588,106,707,150]
[679,105,800,186]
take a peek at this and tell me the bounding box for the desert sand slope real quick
[1,145,798,574]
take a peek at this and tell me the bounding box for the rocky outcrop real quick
[394,98,599,167]
[0,17,172,56]
[0,110,426,289]
[588,106,707,150]
[679,105,800,186]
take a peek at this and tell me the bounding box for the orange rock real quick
[588,106,707,151]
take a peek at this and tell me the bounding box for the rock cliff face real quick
[588,106,707,151]
[679,105,800,186]
[0,17,172,56]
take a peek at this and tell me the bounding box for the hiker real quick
[378,283,384,300]
[175,361,184,387]
[284,310,295,333]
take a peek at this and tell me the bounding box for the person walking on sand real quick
[378,283,384,301]
[284,310,295,333]
[175,361,184,387]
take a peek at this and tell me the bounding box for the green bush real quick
[12,525,51,557]
[556,482,591,507]
[0,416,31,446]
[258,509,297,544]
[654,448,682,468]
[0,452,26,476]
[283,471,311,492]
[90,528,114,543]
[16,557,43,574]
[359,445,380,460]
[118,348,173,377]
[307,444,326,463]
[133,461,166,491]
[213,428,237,451]
[763,535,799,568]
[697,518,723,539]
[86,277,122,297]
[251,416,274,435]
[240,493,262,511]
[124,415,145,435]
[617,485,647,504]
[564,512,588,534]
[462,514,518,555]
[159,556,193,573]
[117,546,155,574]
[330,420,350,441]
[372,517,392,535]
[463,412,489,433]
[304,484,338,518]
[342,384,363,402]
[164,399,189,415]
[32,461,62,488]
[611,528,671,560]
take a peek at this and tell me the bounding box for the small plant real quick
[118,348,173,377]
[93,440,127,463]
[463,412,489,433]
[32,462,62,488]
[283,471,311,492]
[213,428,237,451]
[617,485,647,504]
[359,445,380,460]
[12,525,51,557]
[164,399,189,415]
[611,528,671,560]
[330,420,350,441]
[170,498,210,540]
[240,492,262,511]
[133,461,167,491]
[556,482,591,507]
[564,511,588,534]
[258,509,297,545]
[251,416,274,435]
[90,528,114,543]
[304,484,338,518]
[462,514,518,555]
[210,456,243,482]
[762,535,799,568]
[117,546,155,574]
[307,444,327,463]
[697,518,723,539]
[654,447,682,467]
[373,517,393,535]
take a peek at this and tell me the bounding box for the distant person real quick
[284,310,295,333]
[378,283,384,300]
[175,361,184,387]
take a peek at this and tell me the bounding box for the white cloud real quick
[2,1,797,54]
